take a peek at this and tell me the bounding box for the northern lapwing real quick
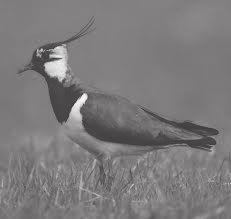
[18,17,219,183]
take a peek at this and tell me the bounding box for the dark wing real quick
[80,92,213,146]
[140,105,219,136]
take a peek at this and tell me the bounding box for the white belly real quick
[63,122,155,159]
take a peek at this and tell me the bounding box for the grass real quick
[0,136,231,219]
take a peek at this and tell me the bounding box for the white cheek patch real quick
[44,45,68,82]
[44,59,68,82]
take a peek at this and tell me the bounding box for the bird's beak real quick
[17,62,33,74]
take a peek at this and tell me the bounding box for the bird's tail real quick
[176,121,219,137]
[140,106,219,137]
[140,106,219,151]
[185,137,216,152]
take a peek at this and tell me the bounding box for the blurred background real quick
[0,0,230,163]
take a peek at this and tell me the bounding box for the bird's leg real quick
[99,162,106,185]
[128,168,134,184]
[94,159,106,188]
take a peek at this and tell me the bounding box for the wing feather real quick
[80,92,207,145]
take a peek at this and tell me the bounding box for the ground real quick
[0,136,230,219]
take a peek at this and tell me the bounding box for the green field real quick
[0,137,230,219]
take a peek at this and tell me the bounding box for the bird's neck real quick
[62,66,81,87]
[45,66,83,124]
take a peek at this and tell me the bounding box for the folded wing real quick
[80,92,218,150]
[140,106,219,136]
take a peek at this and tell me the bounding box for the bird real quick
[18,17,219,184]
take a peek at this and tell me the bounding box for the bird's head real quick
[18,16,95,82]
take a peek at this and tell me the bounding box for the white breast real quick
[64,93,88,131]
[63,92,108,157]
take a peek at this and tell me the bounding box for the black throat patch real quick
[45,77,83,123]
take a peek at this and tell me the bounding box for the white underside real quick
[63,124,156,159]
[63,122,185,160]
